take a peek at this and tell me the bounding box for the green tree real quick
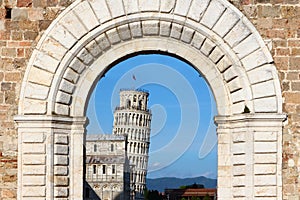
[203,194,212,200]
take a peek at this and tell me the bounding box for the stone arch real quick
[15,0,286,199]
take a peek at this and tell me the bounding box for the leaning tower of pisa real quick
[113,89,151,200]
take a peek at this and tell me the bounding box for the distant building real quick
[85,89,152,200]
[164,188,217,200]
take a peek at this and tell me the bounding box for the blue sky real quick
[86,54,217,179]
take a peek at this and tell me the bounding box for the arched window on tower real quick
[126,100,131,108]
[94,144,97,152]
[111,143,114,152]
[138,100,142,110]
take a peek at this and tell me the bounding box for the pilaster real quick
[15,115,86,200]
[215,113,286,200]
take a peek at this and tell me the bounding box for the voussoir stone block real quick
[42,38,67,60]
[63,68,79,84]
[170,23,183,39]
[181,27,194,44]
[118,24,132,41]
[159,21,171,37]
[138,0,160,12]
[106,28,121,45]
[233,34,260,59]
[191,32,205,49]
[174,0,192,17]
[57,91,72,105]
[129,22,143,38]
[72,1,99,31]
[253,96,278,113]
[89,0,111,23]
[28,67,53,86]
[213,9,240,38]
[51,23,77,49]
[24,83,50,100]
[77,48,94,66]
[123,0,139,14]
[188,0,210,22]
[142,21,159,36]
[34,52,60,74]
[252,80,276,99]
[106,0,125,18]
[225,21,251,48]
[69,57,86,74]
[86,40,102,58]
[160,0,176,13]
[59,80,75,94]
[23,99,47,114]
[200,0,225,29]
[242,49,269,71]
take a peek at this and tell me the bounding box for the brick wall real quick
[228,1,300,199]
[0,0,300,199]
[0,1,74,199]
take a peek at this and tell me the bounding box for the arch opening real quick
[85,54,218,199]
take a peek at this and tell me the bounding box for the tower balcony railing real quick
[120,88,149,94]
[114,106,151,113]
[86,174,123,182]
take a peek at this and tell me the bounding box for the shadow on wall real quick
[84,181,125,200]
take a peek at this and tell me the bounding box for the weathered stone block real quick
[54,176,69,186]
[181,27,194,44]
[192,32,205,49]
[117,24,131,41]
[54,166,69,176]
[72,1,99,30]
[54,155,69,166]
[89,0,111,23]
[54,144,69,155]
[254,175,277,186]
[22,186,46,197]
[160,0,175,13]
[174,0,192,16]
[12,8,28,21]
[23,155,46,165]
[254,164,276,175]
[63,67,79,85]
[23,165,46,175]
[22,132,45,143]
[142,21,159,36]
[213,9,239,38]
[23,143,45,154]
[54,134,68,145]
[106,28,121,45]
[201,0,225,29]
[77,48,94,66]
[51,23,77,49]
[170,23,182,39]
[54,187,69,197]
[23,175,45,186]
